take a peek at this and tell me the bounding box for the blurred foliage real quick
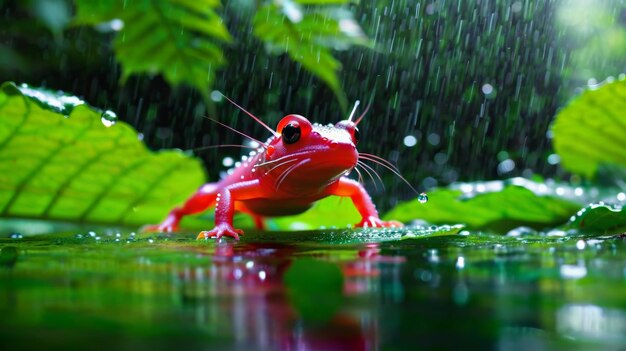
[552,79,626,179]
[557,0,626,84]
[253,0,370,109]
[73,0,231,99]
[268,196,361,230]
[384,178,583,232]
[70,0,365,107]
[0,82,205,226]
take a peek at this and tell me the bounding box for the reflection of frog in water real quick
[176,242,403,350]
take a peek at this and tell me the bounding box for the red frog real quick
[150,101,404,240]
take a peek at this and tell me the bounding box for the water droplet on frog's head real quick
[418,192,428,203]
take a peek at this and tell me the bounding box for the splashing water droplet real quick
[418,192,428,203]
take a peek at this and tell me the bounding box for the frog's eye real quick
[353,127,360,145]
[282,122,301,144]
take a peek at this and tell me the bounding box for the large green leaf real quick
[253,1,369,109]
[383,178,583,231]
[552,78,626,178]
[0,82,205,226]
[73,0,231,95]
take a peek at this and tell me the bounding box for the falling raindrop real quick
[547,154,560,165]
[403,135,417,147]
[222,157,234,167]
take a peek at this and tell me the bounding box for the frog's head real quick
[263,114,359,187]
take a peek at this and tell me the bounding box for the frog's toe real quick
[380,220,404,228]
[197,225,244,241]
[356,216,404,229]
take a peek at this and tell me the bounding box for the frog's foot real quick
[355,216,404,229]
[197,224,244,241]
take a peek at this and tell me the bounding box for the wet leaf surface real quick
[384,178,585,232]
[568,203,626,235]
[0,82,205,226]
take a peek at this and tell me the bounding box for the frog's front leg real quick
[326,177,403,228]
[144,183,219,232]
[197,180,264,241]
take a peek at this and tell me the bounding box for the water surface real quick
[1,229,625,350]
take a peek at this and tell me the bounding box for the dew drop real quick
[418,192,428,203]
[101,110,117,127]
[9,232,23,239]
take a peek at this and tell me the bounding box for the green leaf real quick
[552,78,626,178]
[253,2,368,109]
[383,178,583,232]
[74,0,231,95]
[72,1,124,24]
[0,82,206,226]
[284,258,344,323]
[567,203,626,235]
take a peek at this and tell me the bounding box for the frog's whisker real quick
[203,116,268,149]
[275,158,311,191]
[264,158,298,176]
[359,153,400,173]
[352,166,364,184]
[357,161,384,191]
[358,156,418,195]
[220,93,280,138]
[255,151,309,168]
[355,164,376,190]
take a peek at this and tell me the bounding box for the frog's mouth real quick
[264,143,358,192]
[299,146,358,180]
